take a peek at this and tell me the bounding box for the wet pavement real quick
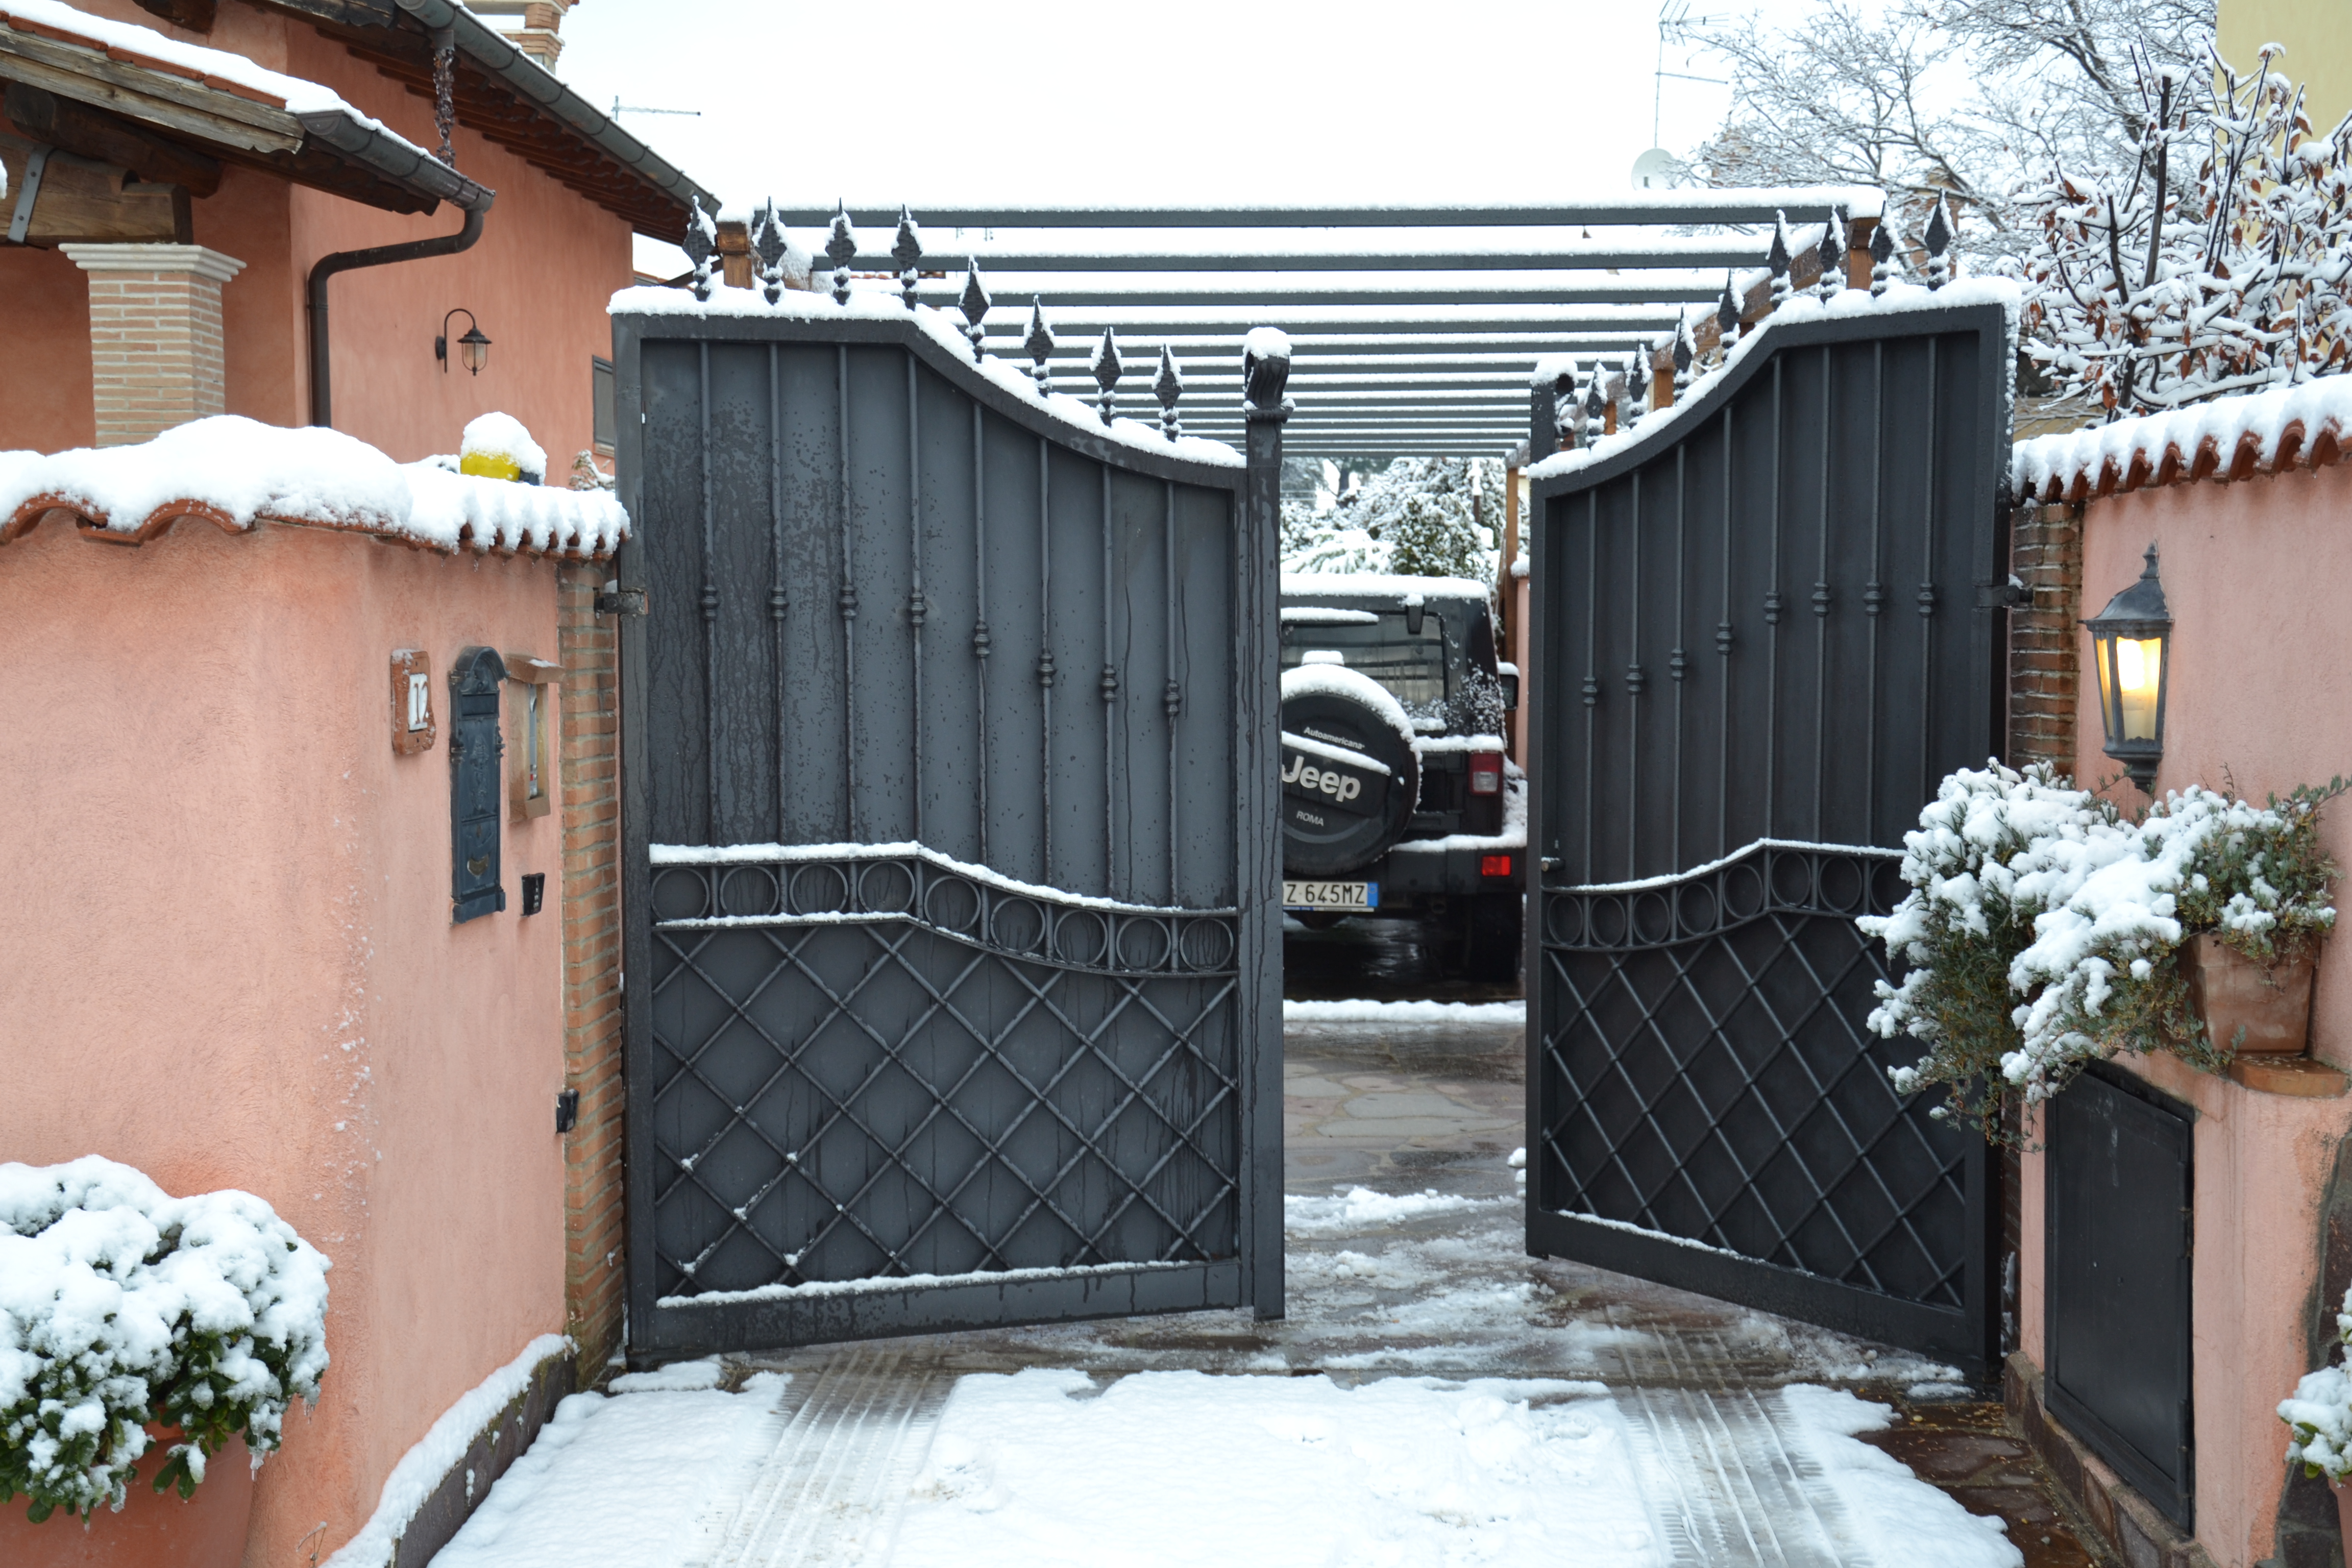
[702,923,2109,1567]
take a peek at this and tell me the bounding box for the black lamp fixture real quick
[436,307,492,375]
[2083,543,2172,793]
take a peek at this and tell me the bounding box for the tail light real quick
[1468,750,1503,795]
[1481,854,1513,878]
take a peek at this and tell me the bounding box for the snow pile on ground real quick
[2013,375,2352,503]
[896,1370,1653,1566]
[427,1367,787,1568]
[1283,998,1525,1024]
[0,1156,330,1518]
[1779,1385,2022,1568]
[0,416,629,558]
[1284,1185,1508,1233]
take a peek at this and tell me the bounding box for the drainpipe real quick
[306,197,492,428]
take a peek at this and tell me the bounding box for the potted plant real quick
[1,1157,329,1568]
[2283,1283,2352,1543]
[2172,780,2342,1055]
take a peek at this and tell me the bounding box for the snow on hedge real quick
[0,1157,329,1521]
[607,284,1242,470]
[0,416,628,558]
[2012,377,2352,503]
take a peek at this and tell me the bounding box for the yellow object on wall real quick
[2219,0,2352,129]
[459,450,523,482]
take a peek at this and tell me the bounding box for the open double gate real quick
[1525,300,2014,1370]
[612,304,1285,1354]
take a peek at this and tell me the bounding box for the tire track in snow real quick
[703,1344,950,1568]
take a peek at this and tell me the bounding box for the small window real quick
[592,356,616,453]
[1280,611,1450,714]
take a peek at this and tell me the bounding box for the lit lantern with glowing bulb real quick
[2083,544,2172,792]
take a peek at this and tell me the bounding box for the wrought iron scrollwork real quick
[1819,205,1847,299]
[959,261,991,360]
[826,202,856,305]
[891,206,923,310]
[684,204,718,302]
[752,201,788,305]
[1154,345,1184,439]
[1090,328,1121,425]
[1024,299,1056,395]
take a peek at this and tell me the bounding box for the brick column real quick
[556,562,626,1375]
[58,244,245,448]
[2008,501,2086,774]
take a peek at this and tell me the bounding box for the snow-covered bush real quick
[0,1157,330,1522]
[2283,1282,2352,1482]
[2018,43,2352,418]
[1866,768,2341,1138]
[1281,457,1499,583]
[1861,763,2113,1137]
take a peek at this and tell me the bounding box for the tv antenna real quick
[1652,2,1728,149]
[611,97,700,120]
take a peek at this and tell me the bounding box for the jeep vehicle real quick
[1278,574,1525,981]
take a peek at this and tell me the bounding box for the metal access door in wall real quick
[1525,300,2013,1369]
[2045,1065,2194,1529]
[612,303,1284,1356]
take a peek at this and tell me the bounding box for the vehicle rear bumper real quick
[1282,842,1525,912]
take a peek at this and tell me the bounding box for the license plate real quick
[1284,880,1378,912]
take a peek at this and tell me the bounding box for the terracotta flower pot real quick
[0,1435,253,1568]
[2336,1476,2352,1551]
[2183,932,2317,1055]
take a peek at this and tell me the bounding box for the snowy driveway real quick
[430,1013,2032,1568]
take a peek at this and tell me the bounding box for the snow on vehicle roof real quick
[0,416,629,559]
[1280,663,1415,750]
[2011,377,2352,504]
[609,283,1243,470]
[1279,573,1493,602]
[1280,606,1380,624]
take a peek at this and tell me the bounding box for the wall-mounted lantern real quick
[2084,543,2172,793]
[436,308,492,375]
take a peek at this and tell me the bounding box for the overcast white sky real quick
[552,0,1845,273]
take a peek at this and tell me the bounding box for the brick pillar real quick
[58,244,244,448]
[556,562,626,1375]
[2007,501,2085,774]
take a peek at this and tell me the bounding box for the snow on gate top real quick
[610,285,1248,470]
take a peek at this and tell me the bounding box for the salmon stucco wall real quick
[2015,461,2352,1568]
[0,513,570,1568]
[9,0,633,467]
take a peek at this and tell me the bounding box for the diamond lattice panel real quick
[1538,846,1966,1309]
[647,856,1242,1301]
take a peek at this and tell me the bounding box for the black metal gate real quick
[611,299,1286,1355]
[2046,1064,2194,1528]
[1525,300,2013,1369]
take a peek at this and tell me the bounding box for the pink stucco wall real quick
[2016,461,2352,1568]
[0,513,569,1567]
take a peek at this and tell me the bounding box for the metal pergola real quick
[763,193,1881,457]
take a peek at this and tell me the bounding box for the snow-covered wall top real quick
[608,284,1245,471]
[1526,279,2024,487]
[2011,378,2352,504]
[0,416,630,559]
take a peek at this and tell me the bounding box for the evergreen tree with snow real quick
[1282,456,1499,583]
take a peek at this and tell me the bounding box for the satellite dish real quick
[1631,149,1682,190]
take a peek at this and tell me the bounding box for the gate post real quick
[1240,331,1291,1320]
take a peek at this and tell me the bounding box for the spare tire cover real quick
[1279,665,1420,877]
